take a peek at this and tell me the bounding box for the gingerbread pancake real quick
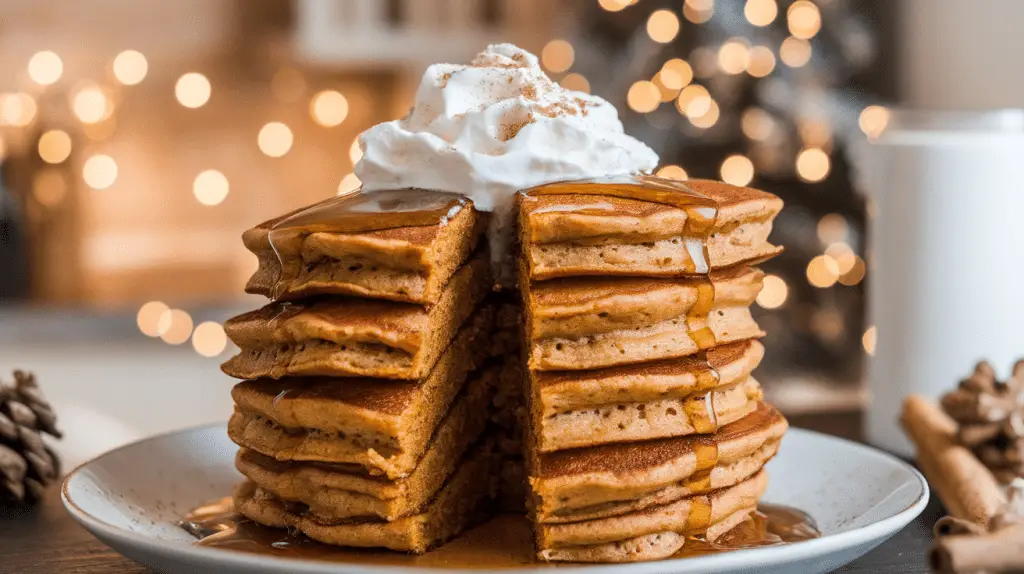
[531,403,787,522]
[223,250,491,381]
[233,360,520,521]
[518,178,783,280]
[536,376,763,452]
[535,340,763,413]
[244,190,485,305]
[523,267,764,371]
[537,470,768,563]
[227,307,494,479]
[234,439,501,554]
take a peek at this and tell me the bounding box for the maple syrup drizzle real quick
[265,188,468,300]
[685,494,714,533]
[692,439,720,473]
[683,469,713,492]
[181,498,818,566]
[674,433,721,497]
[686,277,718,350]
[691,350,722,391]
[526,175,723,430]
[684,392,720,434]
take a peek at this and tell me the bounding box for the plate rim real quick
[61,424,930,574]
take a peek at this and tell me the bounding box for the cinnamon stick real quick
[900,395,1007,526]
[930,523,1024,574]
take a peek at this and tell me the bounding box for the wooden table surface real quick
[0,410,942,574]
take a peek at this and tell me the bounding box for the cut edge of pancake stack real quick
[516,176,787,563]
[221,190,524,553]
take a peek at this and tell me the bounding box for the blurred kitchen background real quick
[0,0,1012,464]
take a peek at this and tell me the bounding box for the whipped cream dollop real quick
[354,44,658,273]
[355,43,658,210]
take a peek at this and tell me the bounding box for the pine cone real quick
[942,360,1024,482]
[0,370,62,504]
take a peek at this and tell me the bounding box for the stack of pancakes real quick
[221,190,520,553]
[516,177,788,562]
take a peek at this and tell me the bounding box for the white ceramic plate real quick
[62,425,928,574]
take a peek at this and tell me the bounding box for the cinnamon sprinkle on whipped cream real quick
[353,43,659,266]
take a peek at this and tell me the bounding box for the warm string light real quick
[159,309,194,345]
[689,99,720,128]
[83,154,118,189]
[192,321,227,357]
[676,84,711,117]
[28,51,63,86]
[647,10,681,43]
[656,165,688,180]
[780,37,812,67]
[862,326,877,355]
[175,73,211,108]
[685,0,715,11]
[720,155,754,186]
[560,73,591,93]
[0,93,37,126]
[598,0,634,12]
[193,170,229,206]
[683,0,714,23]
[839,256,866,286]
[38,130,72,164]
[310,90,349,127]
[338,173,361,195]
[541,40,575,73]
[744,0,778,26]
[825,242,857,274]
[859,105,890,138]
[258,122,293,157]
[72,84,111,124]
[627,81,660,113]
[718,39,750,75]
[806,254,839,288]
[659,59,693,90]
[112,50,148,85]
[796,147,830,182]
[137,301,170,337]
[651,72,680,103]
[756,274,788,309]
[747,46,776,78]
[788,1,822,40]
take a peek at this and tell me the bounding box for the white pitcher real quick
[865,110,1024,455]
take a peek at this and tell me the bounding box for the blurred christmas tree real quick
[546,0,897,399]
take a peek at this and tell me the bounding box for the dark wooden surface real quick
[0,411,940,573]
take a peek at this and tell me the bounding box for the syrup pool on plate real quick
[180,497,820,567]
